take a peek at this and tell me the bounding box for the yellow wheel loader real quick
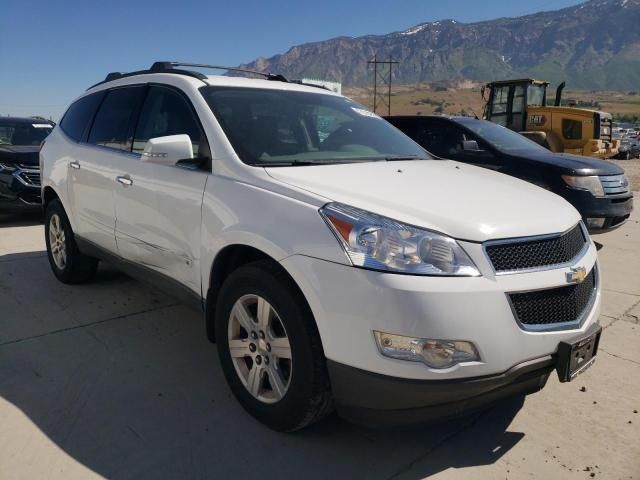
[482,79,619,159]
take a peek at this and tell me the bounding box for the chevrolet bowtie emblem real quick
[566,266,587,284]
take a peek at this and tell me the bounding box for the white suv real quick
[41,62,602,431]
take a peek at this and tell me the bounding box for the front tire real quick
[215,261,332,431]
[44,199,98,284]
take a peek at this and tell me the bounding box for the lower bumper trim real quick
[0,198,43,212]
[328,357,555,428]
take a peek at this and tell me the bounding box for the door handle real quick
[116,175,133,186]
[70,161,80,170]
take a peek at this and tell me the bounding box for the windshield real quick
[460,119,548,155]
[0,121,53,146]
[201,86,430,166]
[527,84,546,107]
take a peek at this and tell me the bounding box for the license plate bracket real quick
[556,325,602,383]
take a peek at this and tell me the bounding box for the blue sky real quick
[1,0,583,120]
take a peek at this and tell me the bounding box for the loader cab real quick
[483,79,618,159]
[483,79,549,131]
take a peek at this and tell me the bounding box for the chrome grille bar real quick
[599,174,629,195]
[12,166,41,187]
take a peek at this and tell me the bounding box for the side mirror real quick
[141,134,193,166]
[462,140,481,151]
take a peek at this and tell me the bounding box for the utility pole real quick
[367,55,399,115]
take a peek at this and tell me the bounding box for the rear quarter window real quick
[60,92,105,142]
[88,86,146,151]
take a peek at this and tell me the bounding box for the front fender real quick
[200,176,348,294]
[40,128,77,231]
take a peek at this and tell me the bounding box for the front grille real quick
[485,224,586,273]
[19,170,41,186]
[600,174,629,195]
[509,268,596,328]
[17,163,38,170]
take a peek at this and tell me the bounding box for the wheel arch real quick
[42,186,59,208]
[205,244,313,343]
[42,185,81,232]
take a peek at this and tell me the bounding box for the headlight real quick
[562,175,604,197]
[0,162,17,173]
[319,202,480,276]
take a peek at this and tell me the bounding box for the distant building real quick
[301,78,342,94]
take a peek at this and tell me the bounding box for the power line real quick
[367,56,398,116]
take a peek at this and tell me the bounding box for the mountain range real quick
[237,0,640,90]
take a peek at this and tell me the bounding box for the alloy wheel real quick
[227,294,292,403]
[48,213,67,270]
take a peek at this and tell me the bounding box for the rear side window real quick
[416,122,465,158]
[60,92,105,142]
[491,86,510,115]
[88,86,146,151]
[386,118,419,140]
[132,86,208,158]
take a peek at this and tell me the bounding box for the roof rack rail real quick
[150,61,289,83]
[289,79,330,91]
[87,65,208,90]
[87,61,290,91]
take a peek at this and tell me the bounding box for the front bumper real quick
[328,323,601,427]
[281,238,600,382]
[561,189,633,233]
[0,170,42,212]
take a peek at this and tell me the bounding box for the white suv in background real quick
[40,62,602,431]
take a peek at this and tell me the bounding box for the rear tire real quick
[44,199,98,284]
[215,260,333,431]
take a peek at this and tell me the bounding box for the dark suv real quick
[0,117,54,212]
[386,115,634,233]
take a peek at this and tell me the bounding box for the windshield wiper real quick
[253,156,426,167]
[256,160,320,167]
[384,155,423,161]
[257,159,380,167]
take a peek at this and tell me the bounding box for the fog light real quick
[586,218,606,229]
[374,331,480,369]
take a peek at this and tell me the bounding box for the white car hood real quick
[266,160,581,242]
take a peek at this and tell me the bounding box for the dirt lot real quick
[1,204,639,479]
